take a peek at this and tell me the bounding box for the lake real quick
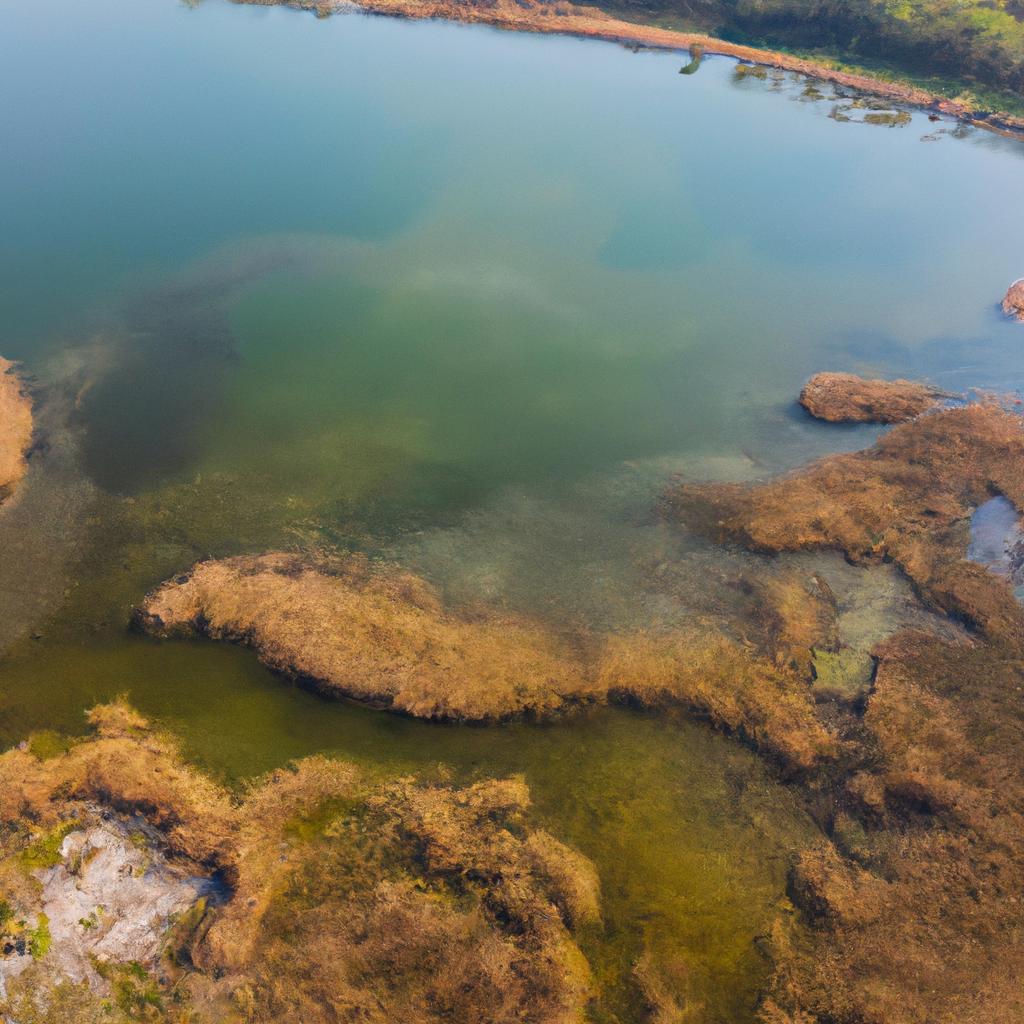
[2,0,1024,1018]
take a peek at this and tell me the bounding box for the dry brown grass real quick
[0,704,599,1024]
[661,398,1024,1023]
[662,403,1024,642]
[798,372,944,424]
[139,553,840,773]
[0,357,32,503]
[138,552,596,720]
[595,630,837,771]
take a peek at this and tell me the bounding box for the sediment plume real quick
[798,371,944,424]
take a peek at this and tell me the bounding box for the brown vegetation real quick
[798,372,944,424]
[137,552,837,771]
[662,396,1024,1023]
[595,628,837,770]
[137,551,596,720]
[0,703,598,1024]
[1003,277,1024,320]
[0,357,32,503]
[662,403,1024,639]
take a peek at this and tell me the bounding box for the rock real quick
[28,820,213,988]
[799,372,944,424]
[0,357,32,502]
[1002,278,1024,321]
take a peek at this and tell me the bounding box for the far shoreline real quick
[237,0,1024,142]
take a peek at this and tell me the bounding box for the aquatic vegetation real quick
[0,703,600,1024]
[798,371,945,424]
[5,0,1024,1016]
[136,551,839,771]
[595,628,837,771]
[135,551,595,721]
[1003,277,1024,320]
[0,347,99,656]
[238,0,1024,129]
[678,44,703,75]
[663,402,1024,637]
[663,394,1024,1022]
[733,62,769,81]
[828,98,913,126]
[0,357,32,504]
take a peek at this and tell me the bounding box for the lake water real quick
[3,0,1024,1019]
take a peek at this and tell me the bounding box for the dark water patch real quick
[968,496,1024,594]
[76,245,307,494]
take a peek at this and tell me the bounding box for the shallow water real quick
[4,0,1024,1019]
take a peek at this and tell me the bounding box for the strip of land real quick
[242,0,1024,139]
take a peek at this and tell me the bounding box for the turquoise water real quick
[3,0,1024,1019]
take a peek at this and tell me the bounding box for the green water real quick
[3,0,1024,1018]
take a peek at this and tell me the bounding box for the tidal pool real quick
[3,0,1024,1019]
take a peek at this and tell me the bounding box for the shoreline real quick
[242,0,1024,141]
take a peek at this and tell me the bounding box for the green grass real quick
[27,913,51,960]
[19,820,80,872]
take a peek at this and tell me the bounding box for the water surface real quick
[3,0,1024,1019]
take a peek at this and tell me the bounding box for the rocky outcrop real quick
[798,371,944,424]
[0,702,599,1024]
[1002,278,1024,321]
[0,357,32,504]
[0,818,215,997]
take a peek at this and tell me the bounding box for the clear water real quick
[3,0,1024,1019]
